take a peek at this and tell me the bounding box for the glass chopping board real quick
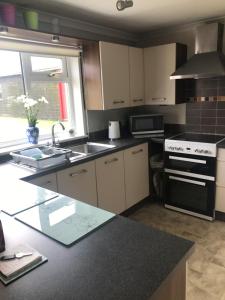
[0,180,58,216]
[15,195,115,246]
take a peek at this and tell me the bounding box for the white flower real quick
[24,98,38,108]
[38,96,48,104]
[16,95,26,103]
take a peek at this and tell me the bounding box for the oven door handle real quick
[169,155,207,164]
[169,175,206,186]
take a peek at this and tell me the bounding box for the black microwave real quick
[130,114,164,137]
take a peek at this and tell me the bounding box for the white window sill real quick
[0,133,88,156]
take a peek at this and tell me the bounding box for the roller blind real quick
[0,34,81,56]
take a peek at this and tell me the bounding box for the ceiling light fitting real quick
[116,0,133,11]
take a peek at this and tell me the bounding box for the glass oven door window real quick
[165,153,216,177]
[165,174,215,217]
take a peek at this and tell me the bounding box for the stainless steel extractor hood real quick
[170,23,225,79]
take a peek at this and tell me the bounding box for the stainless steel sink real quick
[68,142,116,155]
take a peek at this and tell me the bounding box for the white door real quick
[99,41,130,109]
[28,173,58,192]
[96,151,126,214]
[57,161,98,207]
[129,47,144,106]
[144,43,176,105]
[124,143,149,208]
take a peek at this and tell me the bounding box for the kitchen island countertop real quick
[0,211,193,300]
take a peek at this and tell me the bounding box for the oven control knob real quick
[195,149,199,153]
[204,150,210,154]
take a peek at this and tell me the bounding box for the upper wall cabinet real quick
[83,41,144,110]
[144,43,187,105]
[83,41,129,110]
[129,47,145,107]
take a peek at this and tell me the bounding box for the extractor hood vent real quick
[170,23,225,79]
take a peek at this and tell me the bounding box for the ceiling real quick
[10,0,225,32]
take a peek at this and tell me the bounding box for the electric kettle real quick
[108,121,120,140]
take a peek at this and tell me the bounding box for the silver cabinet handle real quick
[169,156,206,165]
[70,169,87,177]
[113,100,125,104]
[152,97,166,101]
[169,175,206,186]
[133,98,143,102]
[132,149,143,155]
[104,157,118,164]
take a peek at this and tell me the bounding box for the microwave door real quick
[131,115,164,134]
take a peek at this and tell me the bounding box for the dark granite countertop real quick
[0,212,194,300]
[0,137,153,181]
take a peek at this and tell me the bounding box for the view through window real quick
[0,50,85,148]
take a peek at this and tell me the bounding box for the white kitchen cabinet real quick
[216,160,225,187]
[144,43,186,105]
[28,173,58,192]
[215,186,225,212]
[57,161,98,207]
[83,41,130,110]
[215,148,225,213]
[96,151,126,214]
[129,47,144,106]
[124,143,149,208]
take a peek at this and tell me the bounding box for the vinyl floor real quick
[130,202,225,300]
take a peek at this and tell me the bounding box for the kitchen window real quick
[0,47,86,149]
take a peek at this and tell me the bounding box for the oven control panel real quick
[165,140,217,157]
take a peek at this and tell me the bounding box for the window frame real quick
[0,50,87,150]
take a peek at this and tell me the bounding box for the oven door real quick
[164,172,215,220]
[165,152,216,178]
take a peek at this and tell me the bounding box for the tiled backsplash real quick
[185,77,225,101]
[186,101,225,134]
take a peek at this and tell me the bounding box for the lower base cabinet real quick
[96,151,126,214]
[124,143,149,209]
[216,149,225,213]
[28,173,58,192]
[26,143,150,214]
[57,161,98,207]
[215,185,225,212]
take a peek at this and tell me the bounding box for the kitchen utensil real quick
[0,252,33,261]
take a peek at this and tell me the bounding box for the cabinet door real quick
[216,186,225,212]
[28,173,58,192]
[129,47,144,106]
[96,151,126,214]
[216,160,225,187]
[124,143,149,208]
[99,42,130,109]
[57,161,97,207]
[144,44,176,105]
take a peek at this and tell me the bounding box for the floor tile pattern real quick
[130,203,225,300]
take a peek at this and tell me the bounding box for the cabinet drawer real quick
[96,151,126,214]
[28,173,58,192]
[217,148,225,162]
[216,186,225,212]
[216,160,225,187]
[57,161,97,207]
